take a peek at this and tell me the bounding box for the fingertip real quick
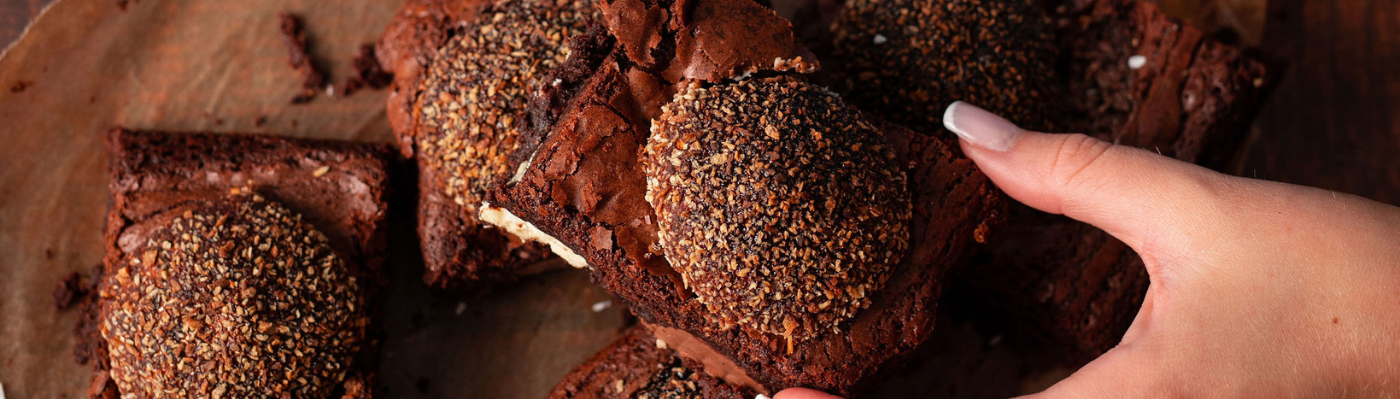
[943,101,1023,152]
[771,388,844,399]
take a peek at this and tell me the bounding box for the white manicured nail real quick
[943,101,1023,152]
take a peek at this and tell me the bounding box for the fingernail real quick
[943,101,1022,152]
[756,395,770,399]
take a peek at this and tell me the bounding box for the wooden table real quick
[1246,0,1400,204]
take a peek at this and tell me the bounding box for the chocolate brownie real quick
[825,0,1061,134]
[479,0,1003,394]
[375,0,601,288]
[78,128,392,398]
[945,0,1276,363]
[488,62,999,399]
[547,326,754,399]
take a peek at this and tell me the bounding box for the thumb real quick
[942,101,1226,254]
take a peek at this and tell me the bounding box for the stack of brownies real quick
[76,0,1272,397]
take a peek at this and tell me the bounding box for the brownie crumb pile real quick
[100,193,367,397]
[830,0,1058,132]
[416,0,593,213]
[644,76,911,341]
[633,358,704,399]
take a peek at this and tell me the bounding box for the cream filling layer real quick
[479,202,588,268]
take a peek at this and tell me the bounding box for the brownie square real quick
[547,326,754,399]
[487,58,1004,395]
[78,128,392,398]
[375,0,595,288]
[946,0,1275,362]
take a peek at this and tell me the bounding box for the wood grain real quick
[1245,0,1400,205]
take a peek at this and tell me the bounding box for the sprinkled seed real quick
[631,357,706,399]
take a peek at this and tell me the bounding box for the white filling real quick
[479,202,589,268]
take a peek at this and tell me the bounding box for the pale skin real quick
[777,102,1400,399]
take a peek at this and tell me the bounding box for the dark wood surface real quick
[1246,0,1400,205]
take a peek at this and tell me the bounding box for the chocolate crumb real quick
[254,115,267,127]
[341,44,394,96]
[279,12,328,104]
[52,271,88,311]
[9,81,30,93]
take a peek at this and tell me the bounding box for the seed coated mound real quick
[644,77,911,340]
[830,0,1057,133]
[417,0,593,213]
[101,193,367,398]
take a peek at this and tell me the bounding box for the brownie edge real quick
[80,128,393,399]
[548,326,755,399]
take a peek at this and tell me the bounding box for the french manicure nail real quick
[942,101,1022,152]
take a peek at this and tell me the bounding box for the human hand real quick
[777,102,1400,398]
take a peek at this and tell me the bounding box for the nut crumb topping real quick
[830,0,1057,133]
[417,0,594,213]
[644,77,911,340]
[100,193,366,398]
[632,358,703,399]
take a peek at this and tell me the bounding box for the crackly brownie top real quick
[643,76,911,341]
[100,193,367,398]
[632,358,704,399]
[830,0,1057,132]
[417,0,594,213]
[599,0,816,83]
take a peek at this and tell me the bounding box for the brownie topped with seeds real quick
[547,326,753,399]
[644,77,911,342]
[486,44,1001,399]
[80,129,392,399]
[478,0,1002,394]
[826,0,1059,133]
[376,0,600,288]
[102,193,367,397]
